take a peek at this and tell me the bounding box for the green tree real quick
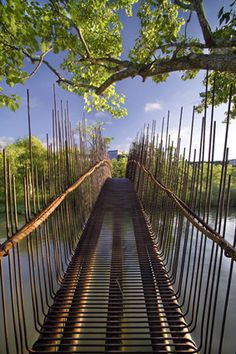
[7,136,47,174]
[0,0,235,117]
[75,119,113,149]
[112,157,128,178]
[186,162,236,207]
[0,136,47,200]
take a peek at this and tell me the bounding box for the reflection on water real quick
[172,209,236,354]
[207,208,236,244]
[0,210,235,354]
[0,212,26,244]
[0,236,61,354]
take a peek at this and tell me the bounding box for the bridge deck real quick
[33,178,197,353]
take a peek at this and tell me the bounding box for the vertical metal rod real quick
[0,260,10,354]
[218,226,236,352]
[7,252,19,352]
[3,149,10,238]
[12,174,19,231]
[27,89,36,215]
[7,159,14,236]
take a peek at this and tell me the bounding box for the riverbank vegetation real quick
[190,162,236,208]
[0,138,235,209]
[0,136,47,204]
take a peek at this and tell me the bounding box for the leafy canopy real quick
[0,0,236,117]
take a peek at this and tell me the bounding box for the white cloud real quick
[95,111,109,118]
[0,136,15,148]
[169,128,188,143]
[112,138,133,153]
[85,117,113,126]
[144,101,162,112]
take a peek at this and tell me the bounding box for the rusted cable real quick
[0,159,111,259]
[128,160,236,262]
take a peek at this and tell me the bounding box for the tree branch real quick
[174,0,215,47]
[41,59,97,89]
[74,26,90,58]
[149,53,236,76]
[24,48,53,79]
[173,0,194,10]
[185,9,193,38]
[0,37,98,90]
[192,0,215,46]
[96,66,138,95]
[78,57,132,68]
[217,39,236,48]
[49,1,91,58]
[95,53,236,94]
[146,41,206,61]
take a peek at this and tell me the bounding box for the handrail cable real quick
[128,159,236,262]
[0,159,110,259]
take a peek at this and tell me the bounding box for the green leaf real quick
[0,0,235,119]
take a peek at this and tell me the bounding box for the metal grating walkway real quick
[33,178,197,353]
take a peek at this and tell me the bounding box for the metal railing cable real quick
[0,159,110,259]
[0,89,111,354]
[128,159,236,262]
[0,163,110,354]
[126,73,236,354]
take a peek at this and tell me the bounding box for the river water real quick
[0,210,235,353]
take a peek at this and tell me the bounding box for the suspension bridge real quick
[0,81,236,354]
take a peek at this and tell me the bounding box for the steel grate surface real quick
[33,178,197,353]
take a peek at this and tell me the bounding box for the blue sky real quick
[0,0,235,160]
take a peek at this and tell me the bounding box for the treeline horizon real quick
[0,137,236,209]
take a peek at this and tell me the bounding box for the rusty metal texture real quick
[33,178,197,353]
[126,72,236,353]
[1,73,235,354]
[0,159,111,259]
[0,89,111,354]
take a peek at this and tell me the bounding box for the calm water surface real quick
[0,210,235,353]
